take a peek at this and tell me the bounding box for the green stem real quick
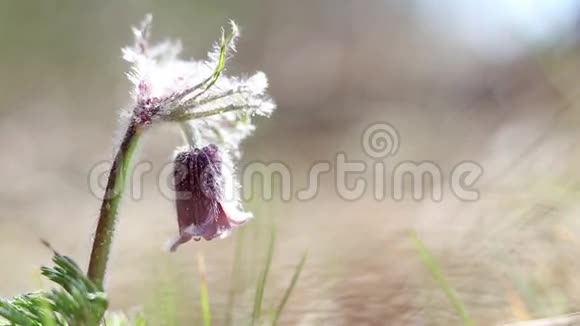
[87,119,143,288]
[179,122,198,148]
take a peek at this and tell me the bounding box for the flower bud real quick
[169,144,248,251]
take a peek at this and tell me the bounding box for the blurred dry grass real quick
[2,1,580,325]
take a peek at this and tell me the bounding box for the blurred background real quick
[2,0,580,324]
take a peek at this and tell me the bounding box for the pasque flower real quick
[88,14,276,285]
[120,15,275,251]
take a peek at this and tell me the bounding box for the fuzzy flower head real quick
[123,14,275,151]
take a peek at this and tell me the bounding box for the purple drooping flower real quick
[169,144,250,251]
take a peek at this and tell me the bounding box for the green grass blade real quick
[272,253,307,326]
[250,229,276,326]
[197,253,212,326]
[412,233,474,326]
[225,230,246,326]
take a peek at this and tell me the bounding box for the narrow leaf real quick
[412,233,473,326]
[272,253,307,325]
[251,229,276,326]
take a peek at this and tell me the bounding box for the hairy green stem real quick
[179,122,198,148]
[87,119,143,288]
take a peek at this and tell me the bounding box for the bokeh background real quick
[2,1,580,325]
